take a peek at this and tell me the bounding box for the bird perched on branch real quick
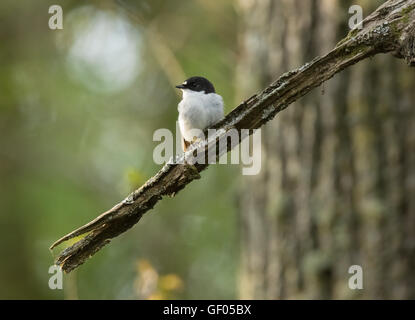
[176,76,224,151]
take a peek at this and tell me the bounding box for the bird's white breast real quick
[178,90,224,142]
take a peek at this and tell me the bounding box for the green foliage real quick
[0,0,239,299]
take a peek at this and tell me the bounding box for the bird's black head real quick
[176,76,215,94]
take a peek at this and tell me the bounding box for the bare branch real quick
[51,0,415,273]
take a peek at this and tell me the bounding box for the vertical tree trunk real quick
[237,0,415,299]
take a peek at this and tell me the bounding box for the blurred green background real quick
[0,0,240,299]
[3,0,414,300]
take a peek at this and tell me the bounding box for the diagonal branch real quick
[51,0,415,272]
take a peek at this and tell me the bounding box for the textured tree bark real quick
[237,0,415,299]
[51,0,415,274]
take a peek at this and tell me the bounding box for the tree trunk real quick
[237,0,415,299]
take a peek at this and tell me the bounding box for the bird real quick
[176,76,224,152]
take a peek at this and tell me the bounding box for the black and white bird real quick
[176,76,224,151]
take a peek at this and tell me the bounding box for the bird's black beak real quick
[176,84,186,89]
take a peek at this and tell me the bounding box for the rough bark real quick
[237,0,415,299]
[51,0,415,273]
